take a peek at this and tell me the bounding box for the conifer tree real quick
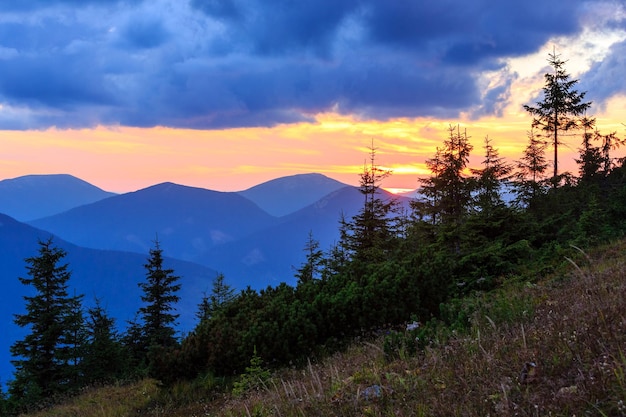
[295,231,324,285]
[196,273,235,322]
[415,146,444,224]
[598,130,624,174]
[121,313,146,374]
[9,238,84,403]
[138,238,181,349]
[524,50,591,186]
[514,129,549,207]
[62,293,87,388]
[576,117,604,183]
[327,212,350,272]
[340,140,399,267]
[419,125,473,227]
[471,136,512,216]
[82,299,126,383]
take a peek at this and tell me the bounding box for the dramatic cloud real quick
[0,0,623,129]
[583,38,626,106]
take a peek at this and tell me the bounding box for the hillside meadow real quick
[19,239,626,416]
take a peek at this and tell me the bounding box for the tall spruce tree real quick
[343,140,397,264]
[524,50,591,186]
[9,238,84,403]
[138,238,181,349]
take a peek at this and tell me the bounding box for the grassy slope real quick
[24,241,626,416]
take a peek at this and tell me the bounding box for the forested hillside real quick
[2,52,625,415]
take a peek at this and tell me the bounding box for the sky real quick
[0,0,625,193]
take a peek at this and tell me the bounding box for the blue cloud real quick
[118,16,170,50]
[0,52,116,110]
[364,0,581,64]
[192,0,360,57]
[0,0,620,130]
[582,39,626,109]
[0,0,141,11]
[191,0,242,20]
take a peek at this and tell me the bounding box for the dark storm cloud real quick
[114,54,478,129]
[192,0,360,57]
[0,55,115,108]
[0,0,620,130]
[364,1,581,63]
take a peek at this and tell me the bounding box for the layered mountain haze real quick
[29,182,279,261]
[26,173,389,288]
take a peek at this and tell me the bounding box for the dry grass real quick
[23,241,626,416]
[19,379,160,417]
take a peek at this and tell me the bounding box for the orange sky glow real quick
[1,95,624,195]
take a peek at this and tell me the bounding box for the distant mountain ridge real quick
[3,172,411,288]
[238,173,348,217]
[0,174,116,221]
[29,182,278,263]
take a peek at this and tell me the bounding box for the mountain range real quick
[0,172,412,385]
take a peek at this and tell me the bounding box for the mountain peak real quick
[239,173,349,217]
[0,174,116,221]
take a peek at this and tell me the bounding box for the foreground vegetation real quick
[20,239,626,416]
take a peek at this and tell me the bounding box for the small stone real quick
[557,385,577,397]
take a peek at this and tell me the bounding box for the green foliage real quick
[295,231,324,284]
[196,272,236,323]
[9,238,85,405]
[82,299,127,384]
[383,324,420,360]
[439,282,535,332]
[341,140,399,266]
[514,129,549,208]
[232,347,272,396]
[417,125,474,227]
[138,238,181,350]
